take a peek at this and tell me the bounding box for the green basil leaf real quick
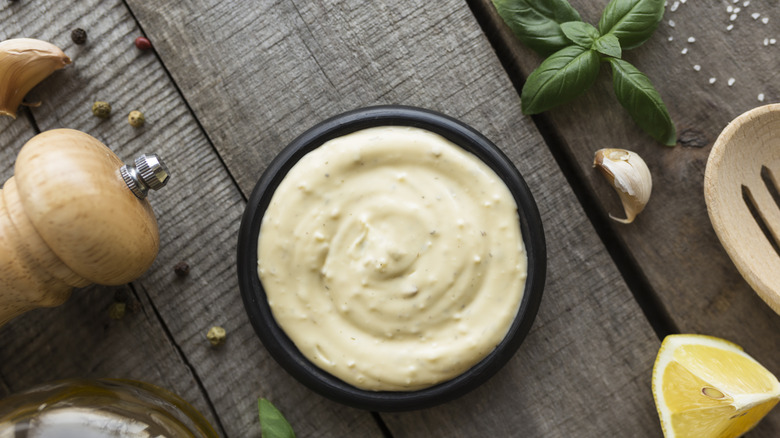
[593,34,622,58]
[561,21,600,48]
[521,45,600,115]
[493,0,582,56]
[608,58,676,145]
[259,398,296,438]
[598,0,665,50]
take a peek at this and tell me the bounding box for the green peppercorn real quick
[109,302,126,320]
[207,326,226,347]
[128,110,145,127]
[91,101,111,118]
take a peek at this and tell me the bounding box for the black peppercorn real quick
[174,261,190,277]
[71,28,87,45]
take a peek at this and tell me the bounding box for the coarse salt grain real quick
[734,7,741,13]
[688,36,696,43]
[758,93,765,102]
[681,47,688,54]
[743,0,750,6]
[727,5,733,12]
[693,64,701,71]
[669,19,676,27]
[771,39,777,45]
[671,1,680,11]
[762,17,769,24]
[752,12,760,19]
[709,77,717,84]
[727,24,734,31]
[728,78,735,86]
[730,13,738,21]
[764,38,769,46]
[668,36,674,41]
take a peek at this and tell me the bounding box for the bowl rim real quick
[237,105,546,411]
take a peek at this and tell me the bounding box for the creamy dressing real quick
[257,126,527,391]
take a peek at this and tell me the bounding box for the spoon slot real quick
[741,184,780,259]
[760,166,780,211]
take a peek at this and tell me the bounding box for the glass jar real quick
[0,379,219,437]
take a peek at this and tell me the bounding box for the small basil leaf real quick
[493,0,583,56]
[609,58,676,145]
[561,21,600,48]
[593,34,622,58]
[521,45,600,115]
[598,0,665,50]
[259,398,296,438]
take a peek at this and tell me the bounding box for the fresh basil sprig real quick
[259,398,296,438]
[494,0,676,145]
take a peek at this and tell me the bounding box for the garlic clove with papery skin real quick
[0,38,71,118]
[593,148,652,224]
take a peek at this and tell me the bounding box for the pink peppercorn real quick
[134,36,152,50]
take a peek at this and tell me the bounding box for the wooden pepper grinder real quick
[0,128,169,326]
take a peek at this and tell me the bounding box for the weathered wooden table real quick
[1,1,778,436]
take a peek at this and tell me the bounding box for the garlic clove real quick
[0,38,71,118]
[593,148,652,224]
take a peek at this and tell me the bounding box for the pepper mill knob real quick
[121,154,170,199]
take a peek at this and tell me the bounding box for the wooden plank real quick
[476,0,780,433]
[0,1,383,437]
[0,2,226,431]
[125,0,664,435]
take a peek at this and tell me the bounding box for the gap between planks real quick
[129,282,229,437]
[120,0,248,202]
[464,0,680,340]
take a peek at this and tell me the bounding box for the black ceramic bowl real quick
[237,106,546,411]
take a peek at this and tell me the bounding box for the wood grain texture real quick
[0,1,382,437]
[124,0,663,436]
[479,0,780,434]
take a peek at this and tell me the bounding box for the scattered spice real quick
[134,36,152,50]
[174,261,190,277]
[109,302,126,320]
[128,110,145,127]
[71,28,87,45]
[127,299,142,313]
[92,101,111,118]
[207,326,226,346]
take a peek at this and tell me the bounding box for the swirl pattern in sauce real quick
[258,126,527,391]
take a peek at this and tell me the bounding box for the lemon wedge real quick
[652,334,780,438]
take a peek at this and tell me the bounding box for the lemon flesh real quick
[652,334,780,438]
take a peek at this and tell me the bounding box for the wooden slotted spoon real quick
[704,103,780,314]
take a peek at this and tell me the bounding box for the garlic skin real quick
[593,148,652,224]
[0,38,71,118]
